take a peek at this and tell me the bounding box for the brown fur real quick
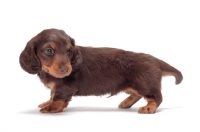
[19,28,183,114]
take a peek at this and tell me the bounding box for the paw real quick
[40,101,64,113]
[38,101,52,108]
[40,105,63,113]
[138,106,156,114]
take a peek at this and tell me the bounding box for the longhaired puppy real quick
[19,29,183,114]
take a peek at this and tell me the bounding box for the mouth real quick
[50,73,70,78]
[42,65,72,78]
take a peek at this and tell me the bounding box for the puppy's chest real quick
[44,81,55,90]
[39,78,55,90]
[38,73,56,90]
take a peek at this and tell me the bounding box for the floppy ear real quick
[70,36,75,46]
[19,37,41,74]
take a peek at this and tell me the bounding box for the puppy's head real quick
[19,29,76,78]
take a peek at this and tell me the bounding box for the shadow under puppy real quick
[19,28,183,114]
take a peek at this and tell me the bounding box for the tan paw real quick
[138,106,156,114]
[40,100,64,113]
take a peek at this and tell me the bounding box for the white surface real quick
[0,0,200,132]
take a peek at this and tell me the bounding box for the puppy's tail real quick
[159,60,183,85]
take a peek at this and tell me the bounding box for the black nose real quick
[59,66,68,74]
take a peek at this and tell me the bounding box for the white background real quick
[0,0,200,132]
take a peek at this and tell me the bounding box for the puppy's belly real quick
[74,86,120,96]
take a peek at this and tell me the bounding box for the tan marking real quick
[118,88,141,108]
[41,64,50,72]
[41,60,72,78]
[49,42,56,49]
[66,43,71,50]
[162,72,173,76]
[44,82,55,90]
[40,100,65,113]
[124,88,140,95]
[49,62,72,78]
[40,59,51,73]
[40,42,57,51]
[138,97,157,114]
[118,94,141,108]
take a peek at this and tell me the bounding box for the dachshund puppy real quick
[19,28,183,114]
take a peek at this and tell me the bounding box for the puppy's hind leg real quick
[138,90,162,114]
[118,88,142,109]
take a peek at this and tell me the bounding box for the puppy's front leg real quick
[40,97,72,113]
[40,100,69,113]
[40,88,75,113]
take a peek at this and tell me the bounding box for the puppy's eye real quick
[67,49,73,56]
[45,48,54,56]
